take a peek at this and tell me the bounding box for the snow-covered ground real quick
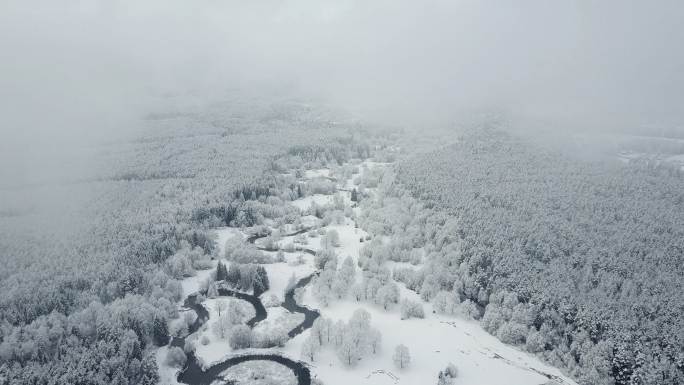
[291,194,335,211]
[260,259,315,302]
[253,307,304,336]
[325,222,367,263]
[287,286,574,385]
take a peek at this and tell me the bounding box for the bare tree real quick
[301,335,321,362]
[368,328,382,354]
[212,314,231,339]
[336,329,362,366]
[215,299,228,317]
[400,299,424,320]
[393,344,411,369]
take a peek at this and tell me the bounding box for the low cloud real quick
[2,0,683,185]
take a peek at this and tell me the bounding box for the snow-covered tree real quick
[166,252,195,279]
[253,327,288,348]
[432,290,458,315]
[229,325,253,349]
[400,299,425,319]
[215,299,228,317]
[226,263,241,286]
[301,335,321,362]
[216,261,228,281]
[327,229,341,247]
[311,317,333,345]
[337,330,363,366]
[351,282,365,301]
[375,282,400,310]
[253,265,270,295]
[338,256,356,281]
[314,249,337,270]
[368,327,382,354]
[153,316,170,346]
[207,282,219,298]
[458,299,481,319]
[393,344,411,369]
[481,305,504,334]
[165,346,187,368]
[212,314,231,339]
[332,319,346,347]
[332,277,349,299]
[525,330,546,353]
[349,308,371,331]
[227,299,251,325]
[437,363,458,385]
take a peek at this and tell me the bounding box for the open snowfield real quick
[260,259,315,302]
[286,287,576,385]
[180,267,215,298]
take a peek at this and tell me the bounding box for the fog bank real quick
[2,0,683,185]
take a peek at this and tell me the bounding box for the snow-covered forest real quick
[0,99,377,384]
[2,1,684,385]
[386,129,684,384]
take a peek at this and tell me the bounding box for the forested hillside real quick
[0,99,372,384]
[387,129,683,384]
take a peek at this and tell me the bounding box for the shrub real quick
[497,322,528,345]
[229,325,253,349]
[165,347,187,368]
[400,299,425,320]
[200,335,210,345]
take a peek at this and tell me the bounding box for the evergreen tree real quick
[207,282,219,298]
[226,263,241,287]
[612,343,635,385]
[253,266,270,295]
[153,316,170,346]
[216,261,228,281]
[139,354,161,385]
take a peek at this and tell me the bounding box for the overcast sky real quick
[1,0,683,185]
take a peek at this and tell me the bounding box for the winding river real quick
[174,230,320,385]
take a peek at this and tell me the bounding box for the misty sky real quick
[1,0,683,186]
